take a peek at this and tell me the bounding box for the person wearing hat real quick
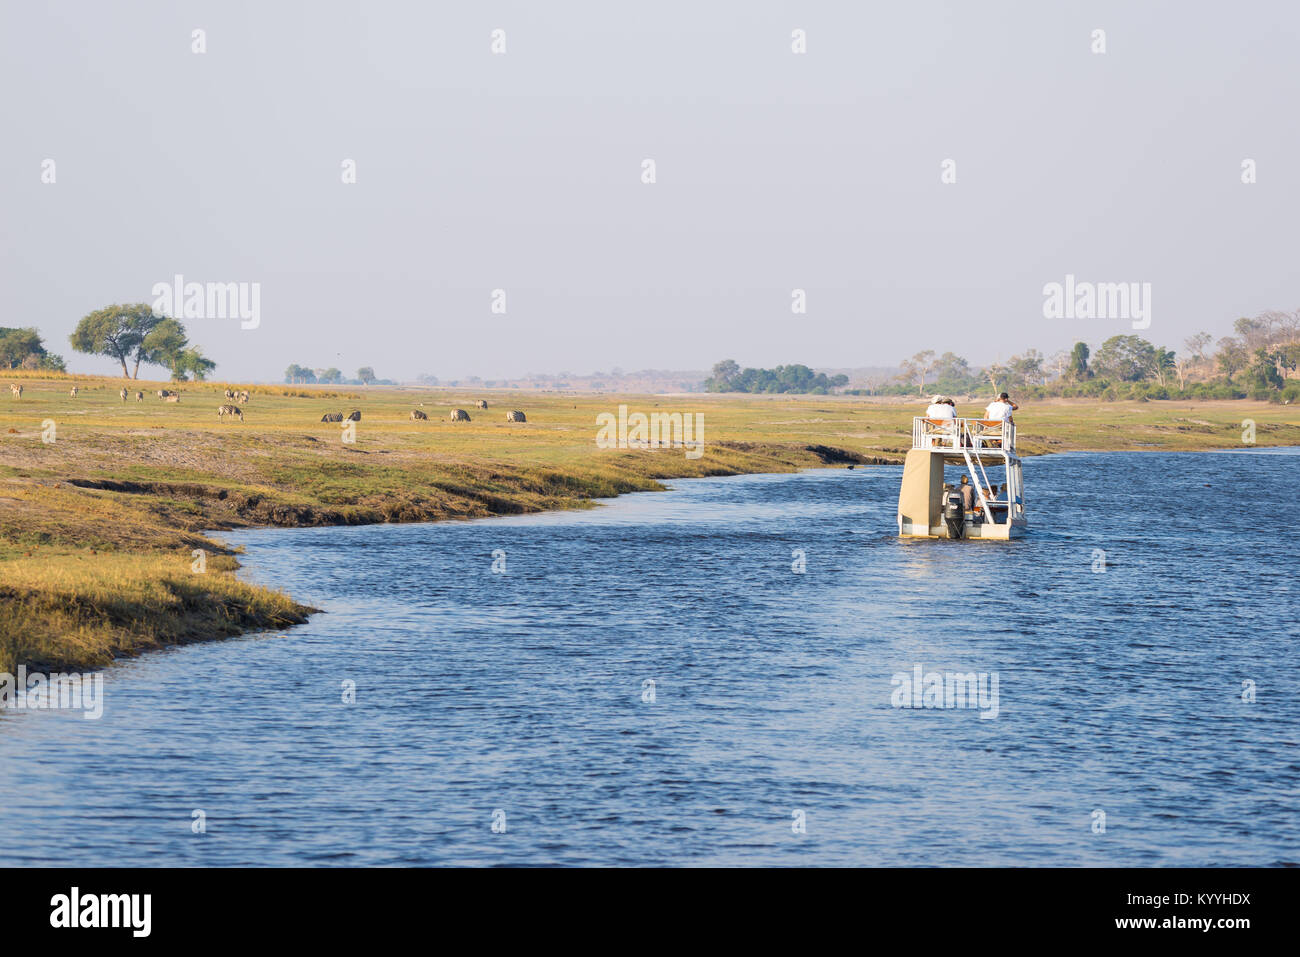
[984,392,1018,423]
[925,394,955,419]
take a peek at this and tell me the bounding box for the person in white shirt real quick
[984,392,1018,422]
[925,395,955,419]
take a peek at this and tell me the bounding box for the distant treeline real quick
[870,311,1300,403]
[705,360,849,394]
[710,310,1300,403]
[284,364,394,386]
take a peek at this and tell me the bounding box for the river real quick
[1,450,1297,865]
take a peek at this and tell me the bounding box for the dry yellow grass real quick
[0,550,310,675]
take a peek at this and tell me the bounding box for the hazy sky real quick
[2,1,1297,382]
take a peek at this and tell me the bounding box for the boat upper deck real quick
[912,416,1017,457]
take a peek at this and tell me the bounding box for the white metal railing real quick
[912,416,1015,453]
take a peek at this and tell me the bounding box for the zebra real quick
[163,394,181,403]
[321,412,344,423]
[217,404,244,422]
[506,410,527,423]
[448,408,471,422]
[135,391,144,402]
[224,389,236,400]
[410,409,428,420]
[70,386,79,398]
[120,387,129,402]
[10,384,23,399]
[156,389,172,399]
[345,410,361,422]
[475,399,488,409]
[237,390,250,403]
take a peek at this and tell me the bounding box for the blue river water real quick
[1,449,1297,866]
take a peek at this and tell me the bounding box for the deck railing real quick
[912,416,1015,453]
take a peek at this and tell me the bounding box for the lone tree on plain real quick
[70,304,161,378]
[70,305,214,380]
[356,366,376,385]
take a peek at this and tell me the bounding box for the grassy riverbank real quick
[3,374,1296,673]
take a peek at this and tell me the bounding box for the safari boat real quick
[897,417,1027,540]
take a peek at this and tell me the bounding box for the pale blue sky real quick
[2,1,1296,381]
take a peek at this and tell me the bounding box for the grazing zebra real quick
[321,411,344,423]
[156,389,172,399]
[120,387,129,402]
[345,410,361,422]
[163,394,181,403]
[506,410,526,422]
[10,384,23,399]
[448,408,471,422]
[217,404,244,422]
[135,391,144,402]
[70,386,79,398]
[410,409,428,420]
[224,389,236,400]
[237,390,250,403]
[475,399,488,409]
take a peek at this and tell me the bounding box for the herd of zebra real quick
[405,400,527,423]
[9,384,527,426]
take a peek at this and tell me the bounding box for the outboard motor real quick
[942,489,966,539]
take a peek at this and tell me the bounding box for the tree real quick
[1215,337,1248,380]
[0,327,61,370]
[284,364,317,384]
[1007,349,1046,387]
[708,359,740,391]
[932,352,974,391]
[69,303,162,378]
[1185,332,1212,361]
[356,366,376,385]
[170,347,216,381]
[1066,342,1091,380]
[1093,335,1156,382]
[897,350,937,396]
[318,367,343,384]
[984,362,1008,392]
[1048,350,1071,383]
[1151,347,1176,387]
[1233,315,1278,352]
[1275,342,1300,380]
[1245,348,1284,390]
[138,318,189,375]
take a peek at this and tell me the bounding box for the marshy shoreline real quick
[3,375,1296,676]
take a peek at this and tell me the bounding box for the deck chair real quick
[973,418,1006,448]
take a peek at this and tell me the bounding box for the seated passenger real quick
[984,392,1018,423]
[925,395,955,419]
